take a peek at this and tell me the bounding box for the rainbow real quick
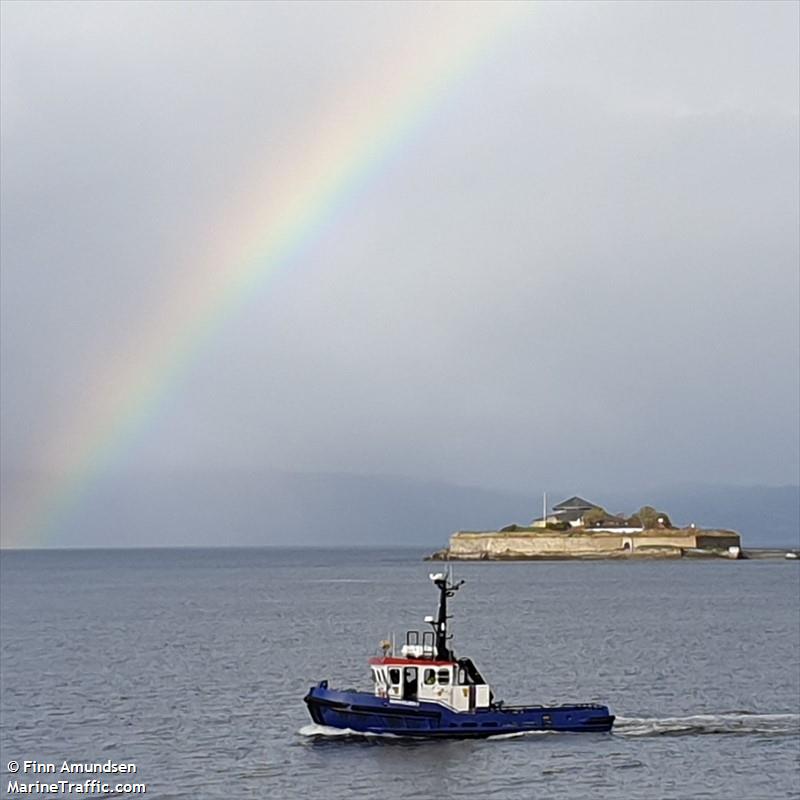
[4,3,530,548]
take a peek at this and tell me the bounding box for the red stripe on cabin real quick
[369,657,456,667]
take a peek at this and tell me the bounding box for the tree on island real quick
[630,505,673,529]
[582,507,609,527]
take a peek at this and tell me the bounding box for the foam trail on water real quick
[299,724,398,739]
[487,730,549,740]
[614,713,800,738]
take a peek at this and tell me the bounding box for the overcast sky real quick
[1,1,798,546]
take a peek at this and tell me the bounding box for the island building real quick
[430,495,742,561]
[531,495,638,531]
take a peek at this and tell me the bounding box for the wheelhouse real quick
[367,574,492,711]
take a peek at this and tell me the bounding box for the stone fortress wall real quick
[440,528,741,560]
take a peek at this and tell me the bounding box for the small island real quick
[427,495,742,561]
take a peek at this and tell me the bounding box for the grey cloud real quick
[1,1,797,544]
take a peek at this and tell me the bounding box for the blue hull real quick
[304,682,614,738]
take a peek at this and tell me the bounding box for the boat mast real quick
[430,572,464,661]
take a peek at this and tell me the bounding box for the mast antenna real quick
[428,571,464,661]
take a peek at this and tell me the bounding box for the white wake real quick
[613,712,800,738]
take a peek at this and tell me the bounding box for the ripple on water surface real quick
[1,548,798,800]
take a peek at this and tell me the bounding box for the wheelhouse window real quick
[437,668,451,685]
[423,668,435,685]
[388,668,401,685]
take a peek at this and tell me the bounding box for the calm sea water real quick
[1,548,798,799]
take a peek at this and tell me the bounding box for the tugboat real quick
[304,572,615,738]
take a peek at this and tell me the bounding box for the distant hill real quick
[10,470,799,548]
[55,470,536,548]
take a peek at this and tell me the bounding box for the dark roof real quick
[552,496,600,512]
[551,509,586,523]
[531,508,588,524]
